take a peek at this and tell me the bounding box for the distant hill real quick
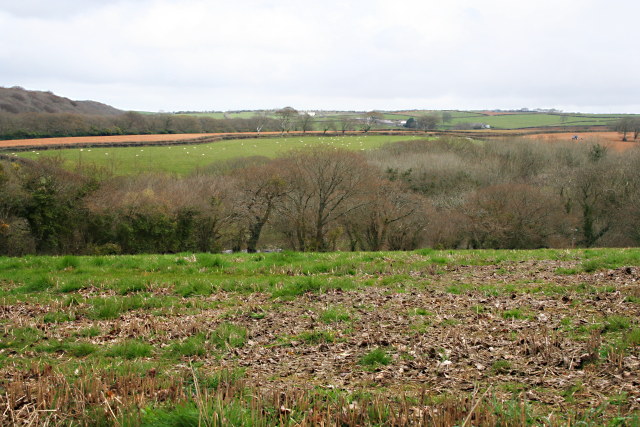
[0,86,122,115]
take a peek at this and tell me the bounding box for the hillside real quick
[0,86,122,115]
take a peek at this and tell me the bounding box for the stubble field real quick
[1,249,639,425]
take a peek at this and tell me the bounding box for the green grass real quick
[603,316,632,333]
[502,308,526,320]
[360,348,391,367]
[271,277,355,299]
[319,306,351,323]
[446,112,630,130]
[105,340,154,359]
[17,135,424,175]
[165,335,207,358]
[210,323,247,349]
[491,360,512,374]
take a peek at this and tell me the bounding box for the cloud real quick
[1,0,638,112]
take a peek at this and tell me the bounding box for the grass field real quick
[446,113,623,129]
[136,110,635,132]
[15,134,424,175]
[1,248,639,425]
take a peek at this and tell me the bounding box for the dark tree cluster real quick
[0,111,283,140]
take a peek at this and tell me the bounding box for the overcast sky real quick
[1,0,638,113]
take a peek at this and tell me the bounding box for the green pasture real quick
[16,134,425,175]
[170,110,635,131]
[447,112,631,129]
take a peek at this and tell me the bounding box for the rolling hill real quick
[0,86,122,115]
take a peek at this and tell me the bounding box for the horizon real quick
[3,84,639,116]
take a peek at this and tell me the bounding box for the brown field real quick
[0,133,217,149]
[522,131,638,151]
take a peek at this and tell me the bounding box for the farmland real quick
[168,109,637,130]
[12,134,425,175]
[1,249,639,425]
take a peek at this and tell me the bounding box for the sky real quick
[1,0,638,113]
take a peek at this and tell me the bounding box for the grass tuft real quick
[210,323,247,349]
[105,340,154,359]
[603,316,631,333]
[360,348,391,367]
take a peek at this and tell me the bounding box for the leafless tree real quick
[614,117,634,141]
[361,111,384,132]
[276,148,375,251]
[338,116,355,134]
[231,163,287,252]
[297,113,315,134]
[343,179,427,250]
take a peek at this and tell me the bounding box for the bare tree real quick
[297,113,315,134]
[276,107,298,134]
[614,117,634,141]
[632,117,640,141]
[231,163,287,252]
[361,111,384,133]
[441,112,453,125]
[338,116,355,134]
[320,120,336,135]
[276,148,375,251]
[251,112,270,134]
[463,183,568,249]
[343,179,427,251]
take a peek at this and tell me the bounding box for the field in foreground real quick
[1,249,639,425]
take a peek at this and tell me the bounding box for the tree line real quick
[1,136,639,256]
[0,111,286,140]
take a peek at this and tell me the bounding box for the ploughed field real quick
[1,249,639,425]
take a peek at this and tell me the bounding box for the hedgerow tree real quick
[614,117,634,141]
[20,159,94,253]
[297,113,315,134]
[417,113,440,131]
[276,107,298,134]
